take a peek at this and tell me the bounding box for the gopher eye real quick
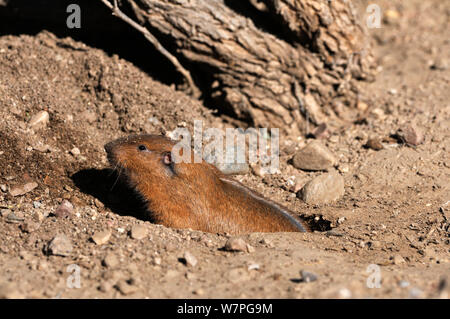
[138,145,147,151]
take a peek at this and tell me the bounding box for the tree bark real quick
[122,0,376,135]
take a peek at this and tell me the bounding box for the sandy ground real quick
[0,0,448,298]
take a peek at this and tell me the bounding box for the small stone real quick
[247,263,259,271]
[399,280,410,288]
[47,234,73,257]
[0,282,24,299]
[92,230,112,245]
[6,211,25,223]
[430,57,449,70]
[292,140,337,171]
[223,237,249,252]
[29,111,49,130]
[337,217,346,224]
[300,270,318,283]
[182,251,198,267]
[130,225,147,240]
[365,138,383,151]
[337,164,349,174]
[115,280,137,296]
[397,125,424,146]
[0,184,6,192]
[311,123,328,139]
[32,211,45,223]
[393,254,405,265]
[103,253,119,268]
[298,170,345,204]
[9,182,38,197]
[54,200,73,218]
[70,147,80,156]
[153,257,162,266]
[32,201,42,209]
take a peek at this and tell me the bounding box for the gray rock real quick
[298,171,345,204]
[47,234,73,257]
[292,140,337,171]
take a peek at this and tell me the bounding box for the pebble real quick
[70,147,80,156]
[54,200,73,218]
[47,234,73,257]
[292,140,337,171]
[92,230,112,245]
[0,184,6,192]
[393,254,406,265]
[0,282,24,299]
[32,201,42,209]
[6,211,25,223]
[223,237,252,252]
[9,182,38,197]
[28,110,49,130]
[32,211,45,223]
[311,123,328,139]
[103,253,119,268]
[397,125,424,146]
[399,280,410,288]
[247,263,260,271]
[182,251,198,267]
[430,57,449,70]
[298,170,345,204]
[300,270,318,283]
[365,138,383,151]
[130,224,147,240]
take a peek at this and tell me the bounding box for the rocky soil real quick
[0,0,448,298]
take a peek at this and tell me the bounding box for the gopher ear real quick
[163,152,172,165]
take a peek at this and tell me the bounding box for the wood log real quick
[123,0,376,134]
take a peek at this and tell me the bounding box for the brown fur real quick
[105,134,309,234]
